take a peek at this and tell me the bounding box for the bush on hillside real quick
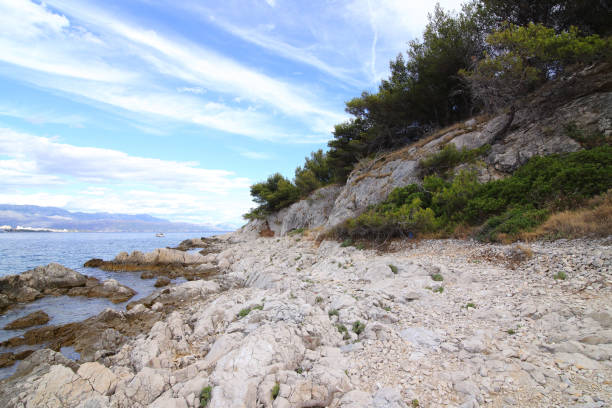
[335,146,612,242]
[420,144,491,177]
[564,122,611,149]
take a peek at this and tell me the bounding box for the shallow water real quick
[0,231,223,378]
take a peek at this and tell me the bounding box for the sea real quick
[0,231,223,379]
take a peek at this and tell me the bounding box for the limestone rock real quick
[78,362,119,395]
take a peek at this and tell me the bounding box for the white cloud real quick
[0,128,250,193]
[0,105,86,127]
[240,151,272,160]
[177,86,206,94]
[204,16,364,87]
[0,192,73,208]
[0,0,132,83]
[344,0,466,82]
[0,127,255,224]
[190,0,465,85]
[0,0,69,39]
[0,0,346,141]
[0,190,250,226]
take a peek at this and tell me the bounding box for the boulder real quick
[0,264,91,313]
[154,276,171,287]
[85,279,136,303]
[0,263,88,311]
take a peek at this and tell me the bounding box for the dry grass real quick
[521,191,612,241]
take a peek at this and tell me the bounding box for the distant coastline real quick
[0,225,73,233]
[0,204,237,233]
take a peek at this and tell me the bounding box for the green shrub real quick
[431,273,444,282]
[411,399,420,408]
[289,228,305,236]
[200,386,212,407]
[315,296,323,303]
[465,302,476,309]
[420,144,491,177]
[433,286,444,293]
[237,304,263,318]
[271,383,280,400]
[554,271,567,280]
[352,321,366,335]
[564,122,610,149]
[388,264,399,274]
[336,324,350,340]
[476,206,549,242]
[328,309,339,317]
[340,238,354,247]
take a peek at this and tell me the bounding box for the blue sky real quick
[0,0,464,227]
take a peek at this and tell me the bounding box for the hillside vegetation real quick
[333,146,611,242]
[244,0,611,241]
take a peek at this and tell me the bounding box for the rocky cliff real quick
[243,64,612,237]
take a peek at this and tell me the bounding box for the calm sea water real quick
[0,231,223,378]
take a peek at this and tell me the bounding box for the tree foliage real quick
[294,149,333,196]
[244,173,300,219]
[462,23,610,111]
[326,3,489,182]
[481,0,612,35]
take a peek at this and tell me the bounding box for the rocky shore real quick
[0,263,136,314]
[0,232,609,407]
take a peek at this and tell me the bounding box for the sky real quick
[0,0,465,228]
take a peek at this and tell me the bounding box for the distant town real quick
[0,225,73,233]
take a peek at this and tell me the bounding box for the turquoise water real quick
[0,231,223,377]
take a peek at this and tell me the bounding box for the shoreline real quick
[0,232,610,407]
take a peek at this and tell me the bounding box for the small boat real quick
[155,233,165,237]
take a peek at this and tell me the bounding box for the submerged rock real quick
[3,310,50,329]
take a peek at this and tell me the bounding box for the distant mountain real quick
[0,205,236,233]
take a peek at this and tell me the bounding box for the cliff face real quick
[243,64,612,237]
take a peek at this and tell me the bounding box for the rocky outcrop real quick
[238,184,343,238]
[85,248,219,280]
[273,184,343,236]
[172,237,225,255]
[0,263,136,314]
[3,310,50,329]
